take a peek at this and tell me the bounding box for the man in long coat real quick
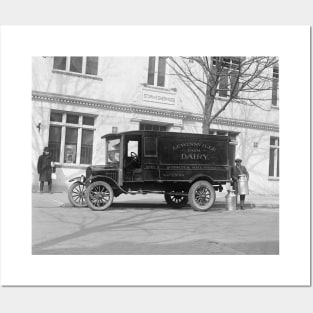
[231,158,249,210]
[37,147,55,193]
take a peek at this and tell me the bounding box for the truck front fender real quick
[68,176,82,183]
[88,175,126,197]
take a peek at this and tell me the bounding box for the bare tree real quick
[168,56,279,134]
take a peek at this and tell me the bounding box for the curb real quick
[214,202,279,209]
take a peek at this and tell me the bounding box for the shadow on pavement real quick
[32,239,279,255]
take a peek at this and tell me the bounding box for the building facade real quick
[32,56,279,194]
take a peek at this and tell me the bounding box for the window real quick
[81,129,94,164]
[212,57,241,98]
[272,65,279,107]
[52,56,99,76]
[140,123,167,132]
[269,136,279,178]
[144,137,157,156]
[86,57,98,76]
[48,126,62,162]
[48,111,96,165]
[147,56,167,87]
[70,57,83,73]
[53,57,66,71]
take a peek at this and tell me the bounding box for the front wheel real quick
[188,180,216,211]
[68,182,87,207]
[164,193,188,208]
[85,181,114,211]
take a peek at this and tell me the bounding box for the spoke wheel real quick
[85,181,114,211]
[68,182,87,207]
[188,180,215,211]
[164,193,188,208]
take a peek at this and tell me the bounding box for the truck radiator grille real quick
[105,171,118,182]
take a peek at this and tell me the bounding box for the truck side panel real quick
[158,136,229,182]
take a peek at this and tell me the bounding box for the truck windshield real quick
[106,138,121,164]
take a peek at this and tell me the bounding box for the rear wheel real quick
[164,192,188,208]
[188,180,216,211]
[68,182,87,207]
[85,181,114,211]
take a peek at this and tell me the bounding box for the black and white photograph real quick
[1,25,310,289]
[31,55,280,255]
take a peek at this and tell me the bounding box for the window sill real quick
[268,176,279,181]
[55,163,90,170]
[52,69,103,81]
[141,83,177,93]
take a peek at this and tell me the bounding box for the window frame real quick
[48,111,96,167]
[272,65,279,107]
[147,56,167,87]
[52,56,100,78]
[144,137,158,157]
[139,122,167,132]
[268,136,279,179]
[212,57,241,98]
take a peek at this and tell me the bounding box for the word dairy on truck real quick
[68,131,230,211]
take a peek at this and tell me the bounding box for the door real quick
[124,135,142,181]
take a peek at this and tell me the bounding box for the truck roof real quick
[101,130,229,141]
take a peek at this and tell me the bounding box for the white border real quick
[0,26,310,286]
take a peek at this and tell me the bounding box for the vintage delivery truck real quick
[68,130,231,211]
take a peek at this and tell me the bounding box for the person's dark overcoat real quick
[37,154,53,182]
[231,164,249,194]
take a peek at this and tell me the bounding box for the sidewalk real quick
[215,191,279,209]
[32,190,279,209]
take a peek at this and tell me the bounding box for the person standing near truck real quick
[37,147,55,193]
[231,158,249,210]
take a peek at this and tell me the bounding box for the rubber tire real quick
[85,181,114,211]
[164,193,188,208]
[68,182,87,207]
[188,180,216,211]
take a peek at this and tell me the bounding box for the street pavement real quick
[32,191,279,255]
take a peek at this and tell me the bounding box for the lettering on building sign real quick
[142,90,176,105]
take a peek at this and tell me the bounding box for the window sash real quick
[147,57,155,85]
[144,137,157,156]
[272,78,279,106]
[70,57,83,73]
[53,56,98,76]
[48,126,62,162]
[140,123,167,132]
[49,111,95,165]
[147,56,166,87]
[86,57,98,76]
[269,136,279,177]
[219,69,228,97]
[53,57,66,70]
[157,57,166,87]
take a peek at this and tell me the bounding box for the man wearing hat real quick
[231,158,249,210]
[37,147,55,193]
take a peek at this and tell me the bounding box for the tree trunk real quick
[202,87,215,134]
